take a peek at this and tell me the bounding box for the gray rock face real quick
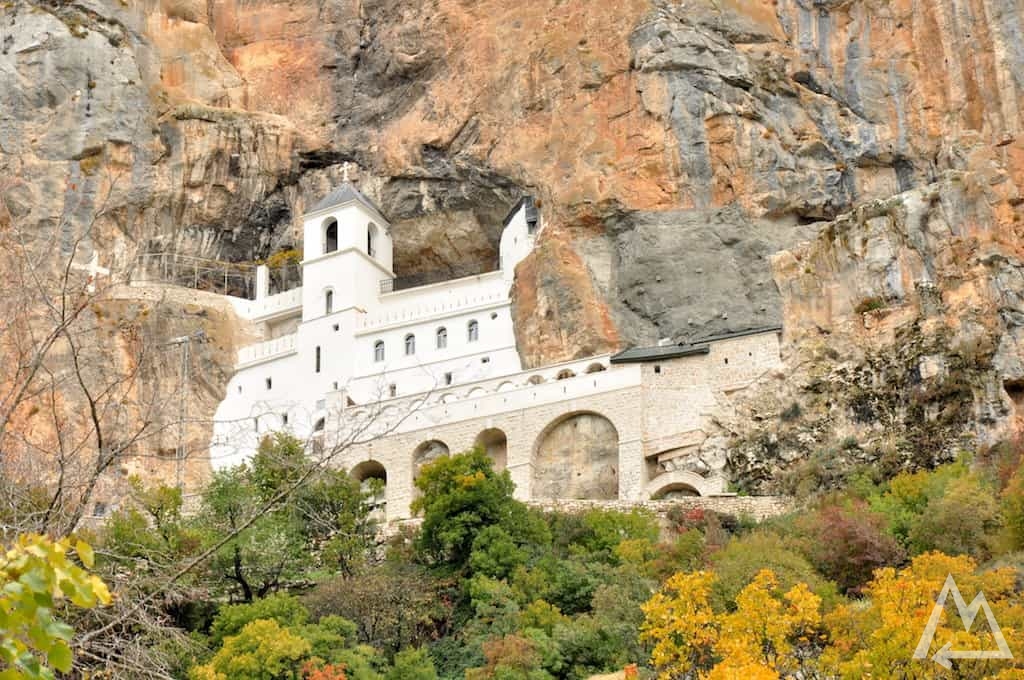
[599,206,817,345]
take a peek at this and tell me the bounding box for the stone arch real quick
[532,411,619,500]
[645,470,713,499]
[350,460,387,511]
[496,381,515,392]
[474,428,508,471]
[413,439,450,476]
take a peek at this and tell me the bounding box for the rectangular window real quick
[315,346,321,373]
[282,413,289,426]
[265,377,272,390]
[388,384,397,398]
[444,372,453,385]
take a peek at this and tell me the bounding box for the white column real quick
[256,264,270,301]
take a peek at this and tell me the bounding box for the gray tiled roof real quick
[310,182,388,220]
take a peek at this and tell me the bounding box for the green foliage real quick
[0,535,111,679]
[210,595,311,647]
[413,449,549,570]
[709,531,839,611]
[189,619,312,680]
[386,647,438,680]
[1002,465,1024,550]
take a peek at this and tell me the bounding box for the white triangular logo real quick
[913,574,1013,669]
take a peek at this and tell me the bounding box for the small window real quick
[444,372,453,385]
[333,323,340,331]
[654,365,661,374]
[436,327,447,349]
[314,417,325,432]
[724,357,729,365]
[324,219,338,254]
[315,346,321,373]
[374,340,385,362]
[388,384,397,398]
[325,290,334,315]
[367,223,378,257]
[481,356,490,364]
[332,381,339,390]
[467,319,479,342]
[265,377,272,390]
[237,385,242,394]
[405,334,416,356]
[281,412,289,426]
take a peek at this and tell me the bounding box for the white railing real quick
[237,333,298,366]
[356,289,508,333]
[232,287,303,320]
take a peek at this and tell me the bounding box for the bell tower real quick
[299,167,394,320]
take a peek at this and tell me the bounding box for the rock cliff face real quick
[2,0,1023,487]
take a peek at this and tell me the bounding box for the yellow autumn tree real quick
[641,569,823,680]
[640,571,719,679]
[822,552,1024,679]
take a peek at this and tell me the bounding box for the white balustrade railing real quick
[237,333,298,366]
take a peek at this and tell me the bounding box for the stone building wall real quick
[331,329,783,522]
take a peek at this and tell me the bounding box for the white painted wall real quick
[212,195,539,470]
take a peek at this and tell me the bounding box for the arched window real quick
[367,223,378,257]
[325,289,334,315]
[404,334,416,356]
[324,219,338,254]
[313,417,325,432]
[467,319,479,342]
[373,340,385,362]
[436,327,447,349]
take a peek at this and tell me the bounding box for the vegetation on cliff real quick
[7,439,1024,678]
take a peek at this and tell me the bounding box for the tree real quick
[640,569,823,680]
[385,647,438,680]
[189,619,313,680]
[0,534,111,679]
[822,552,1024,677]
[412,449,549,570]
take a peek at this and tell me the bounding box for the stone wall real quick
[526,496,793,523]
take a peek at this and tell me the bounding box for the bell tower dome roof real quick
[308,181,389,223]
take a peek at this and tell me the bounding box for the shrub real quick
[210,594,310,646]
[796,501,904,594]
[709,531,839,611]
[854,296,887,314]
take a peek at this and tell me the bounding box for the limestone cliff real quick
[2,0,1023,488]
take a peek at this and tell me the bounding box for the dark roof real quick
[609,326,782,364]
[310,182,388,220]
[610,343,710,364]
[690,325,782,344]
[502,195,536,227]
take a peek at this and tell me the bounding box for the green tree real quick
[1,534,111,679]
[386,647,438,680]
[189,619,312,680]
[412,449,549,570]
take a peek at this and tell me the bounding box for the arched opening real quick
[367,223,378,257]
[527,375,544,385]
[436,327,447,349]
[325,289,334,315]
[413,439,450,477]
[650,482,701,499]
[373,340,385,362]
[324,219,338,254]
[556,369,576,380]
[474,428,508,471]
[585,363,606,374]
[350,460,387,512]
[467,319,479,342]
[404,333,416,356]
[533,411,619,500]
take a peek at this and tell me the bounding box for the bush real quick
[796,501,904,594]
[709,531,839,611]
[210,594,310,646]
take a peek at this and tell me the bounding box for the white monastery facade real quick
[210,181,784,521]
